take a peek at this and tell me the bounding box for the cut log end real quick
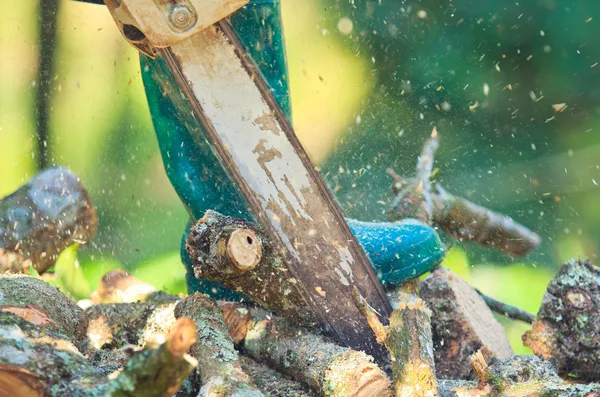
[168,318,197,357]
[0,366,44,397]
[325,351,393,397]
[227,228,262,271]
[93,269,157,304]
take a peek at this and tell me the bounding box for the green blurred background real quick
[2,0,599,353]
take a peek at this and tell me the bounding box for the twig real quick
[387,131,541,258]
[475,289,535,324]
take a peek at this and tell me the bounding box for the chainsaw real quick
[78,0,445,357]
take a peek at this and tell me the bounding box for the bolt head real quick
[169,5,196,31]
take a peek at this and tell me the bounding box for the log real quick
[0,276,197,397]
[88,280,264,397]
[174,294,264,397]
[387,132,540,258]
[523,259,600,380]
[92,269,393,397]
[419,268,513,380]
[0,312,105,397]
[0,274,88,347]
[0,167,97,273]
[186,210,319,327]
[220,302,393,397]
[105,318,198,397]
[354,281,437,397]
[436,351,600,396]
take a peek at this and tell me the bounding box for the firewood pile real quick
[1,138,600,396]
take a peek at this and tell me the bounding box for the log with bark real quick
[92,270,393,397]
[436,351,600,396]
[86,298,264,396]
[4,266,600,396]
[185,210,320,327]
[0,167,97,274]
[220,302,393,397]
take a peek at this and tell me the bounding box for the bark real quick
[174,294,264,396]
[105,318,198,397]
[431,185,541,258]
[419,268,513,380]
[0,274,88,348]
[186,210,319,327]
[354,281,437,397]
[239,356,317,397]
[0,167,97,273]
[85,302,155,350]
[436,352,600,396]
[87,285,264,396]
[523,259,600,381]
[221,302,393,397]
[387,133,540,258]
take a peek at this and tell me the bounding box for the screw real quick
[169,5,195,31]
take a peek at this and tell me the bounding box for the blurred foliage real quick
[1,0,600,353]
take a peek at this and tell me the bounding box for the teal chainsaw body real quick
[139,0,446,300]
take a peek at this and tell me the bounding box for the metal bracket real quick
[103,0,249,57]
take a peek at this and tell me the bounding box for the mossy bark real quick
[86,284,264,397]
[85,302,155,350]
[0,274,88,348]
[174,294,264,396]
[239,356,317,397]
[0,276,196,397]
[0,167,97,273]
[105,318,198,397]
[386,282,437,396]
[436,352,600,396]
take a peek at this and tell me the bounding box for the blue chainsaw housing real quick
[139,0,446,300]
